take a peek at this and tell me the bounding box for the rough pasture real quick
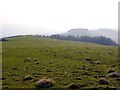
[2,36,119,89]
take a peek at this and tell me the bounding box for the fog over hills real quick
[61,28,118,43]
[1,24,51,38]
[1,24,118,43]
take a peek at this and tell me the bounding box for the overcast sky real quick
[0,0,119,36]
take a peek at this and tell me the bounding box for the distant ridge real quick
[61,28,118,43]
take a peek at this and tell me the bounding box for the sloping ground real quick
[2,35,119,89]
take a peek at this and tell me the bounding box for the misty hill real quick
[66,28,90,36]
[61,28,118,43]
[49,35,117,46]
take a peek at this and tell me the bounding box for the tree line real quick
[47,34,117,46]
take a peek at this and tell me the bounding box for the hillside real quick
[2,35,119,89]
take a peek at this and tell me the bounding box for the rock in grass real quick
[85,58,95,65]
[108,72,119,77]
[98,78,109,85]
[89,61,94,64]
[24,57,31,62]
[116,78,120,81]
[95,61,100,64]
[69,83,87,89]
[36,79,55,88]
[94,75,105,78]
[35,62,40,64]
[75,77,81,80]
[108,69,115,73]
[23,75,33,81]
[85,58,92,61]
[12,66,18,70]
[1,77,6,80]
[69,84,80,89]
[110,65,116,67]
[53,54,57,57]
[34,58,38,61]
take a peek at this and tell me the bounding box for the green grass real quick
[2,35,119,89]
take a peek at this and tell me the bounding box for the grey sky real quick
[0,0,119,37]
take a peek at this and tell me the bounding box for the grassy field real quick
[1,35,119,89]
